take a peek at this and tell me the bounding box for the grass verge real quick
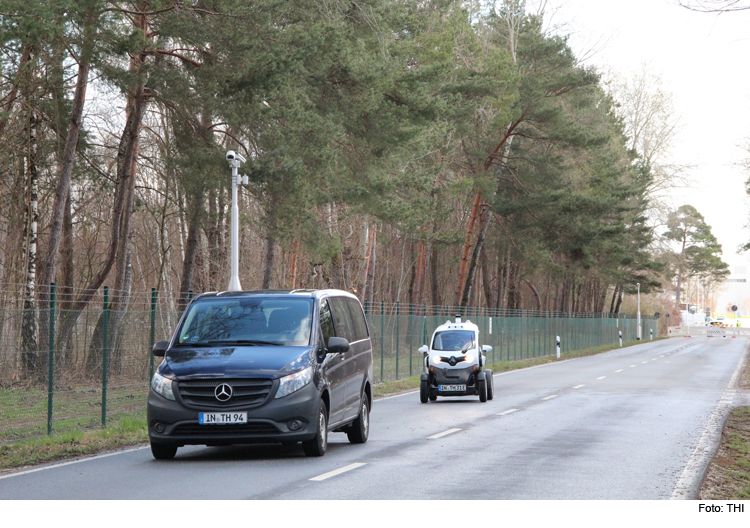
[699,351,750,500]
[373,338,665,398]
[0,416,148,474]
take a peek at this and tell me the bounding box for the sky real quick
[542,0,750,260]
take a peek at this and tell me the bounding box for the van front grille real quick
[177,378,274,408]
[171,422,280,437]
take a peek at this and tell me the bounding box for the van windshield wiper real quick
[208,339,282,346]
[174,339,283,347]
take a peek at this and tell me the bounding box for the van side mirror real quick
[152,341,170,357]
[418,345,428,355]
[482,345,492,353]
[327,337,350,354]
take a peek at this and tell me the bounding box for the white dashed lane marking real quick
[497,409,518,416]
[573,384,585,389]
[309,463,366,482]
[542,395,558,400]
[615,369,623,373]
[630,365,637,368]
[427,428,461,440]
[596,376,606,380]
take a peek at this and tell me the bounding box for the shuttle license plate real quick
[438,385,465,392]
[199,412,247,425]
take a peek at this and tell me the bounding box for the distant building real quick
[714,254,750,317]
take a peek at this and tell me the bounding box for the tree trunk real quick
[178,196,202,309]
[524,279,541,312]
[407,241,417,305]
[481,250,493,308]
[430,243,440,308]
[60,71,146,364]
[21,113,39,377]
[287,239,300,289]
[455,193,483,305]
[0,43,31,142]
[262,232,276,289]
[38,15,94,302]
[614,288,624,314]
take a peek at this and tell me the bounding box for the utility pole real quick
[637,282,641,340]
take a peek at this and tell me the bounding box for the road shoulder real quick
[698,343,750,499]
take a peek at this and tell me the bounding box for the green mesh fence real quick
[0,290,657,442]
[365,304,657,383]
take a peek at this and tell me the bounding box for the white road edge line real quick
[541,395,558,400]
[0,445,149,480]
[670,350,747,499]
[309,463,367,482]
[497,408,519,416]
[572,384,585,389]
[596,376,606,380]
[427,428,462,439]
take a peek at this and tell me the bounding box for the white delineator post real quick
[556,336,560,359]
[619,331,622,347]
[650,328,653,341]
[636,282,641,340]
[227,150,246,291]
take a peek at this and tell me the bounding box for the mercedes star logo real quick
[214,383,233,402]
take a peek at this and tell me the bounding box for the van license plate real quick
[438,385,466,392]
[199,412,247,424]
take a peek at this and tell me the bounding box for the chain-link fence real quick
[365,302,658,382]
[0,287,657,442]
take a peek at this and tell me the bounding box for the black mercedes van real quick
[147,289,373,459]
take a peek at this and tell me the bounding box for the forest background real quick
[0,0,731,377]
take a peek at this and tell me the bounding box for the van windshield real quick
[176,297,313,347]
[432,330,475,351]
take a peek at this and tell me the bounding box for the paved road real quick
[0,337,746,499]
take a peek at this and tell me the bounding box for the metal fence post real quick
[395,301,400,380]
[380,301,384,382]
[409,303,413,377]
[102,286,109,428]
[47,283,56,435]
[150,288,157,379]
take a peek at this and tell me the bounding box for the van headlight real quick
[276,366,312,399]
[151,372,175,401]
[432,355,442,364]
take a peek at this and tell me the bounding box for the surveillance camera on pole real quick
[227,150,246,291]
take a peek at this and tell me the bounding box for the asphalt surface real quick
[0,337,747,500]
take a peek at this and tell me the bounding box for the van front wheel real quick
[303,400,328,457]
[150,442,177,460]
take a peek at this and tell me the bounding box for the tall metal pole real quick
[226,151,245,291]
[637,282,641,340]
[228,159,241,291]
